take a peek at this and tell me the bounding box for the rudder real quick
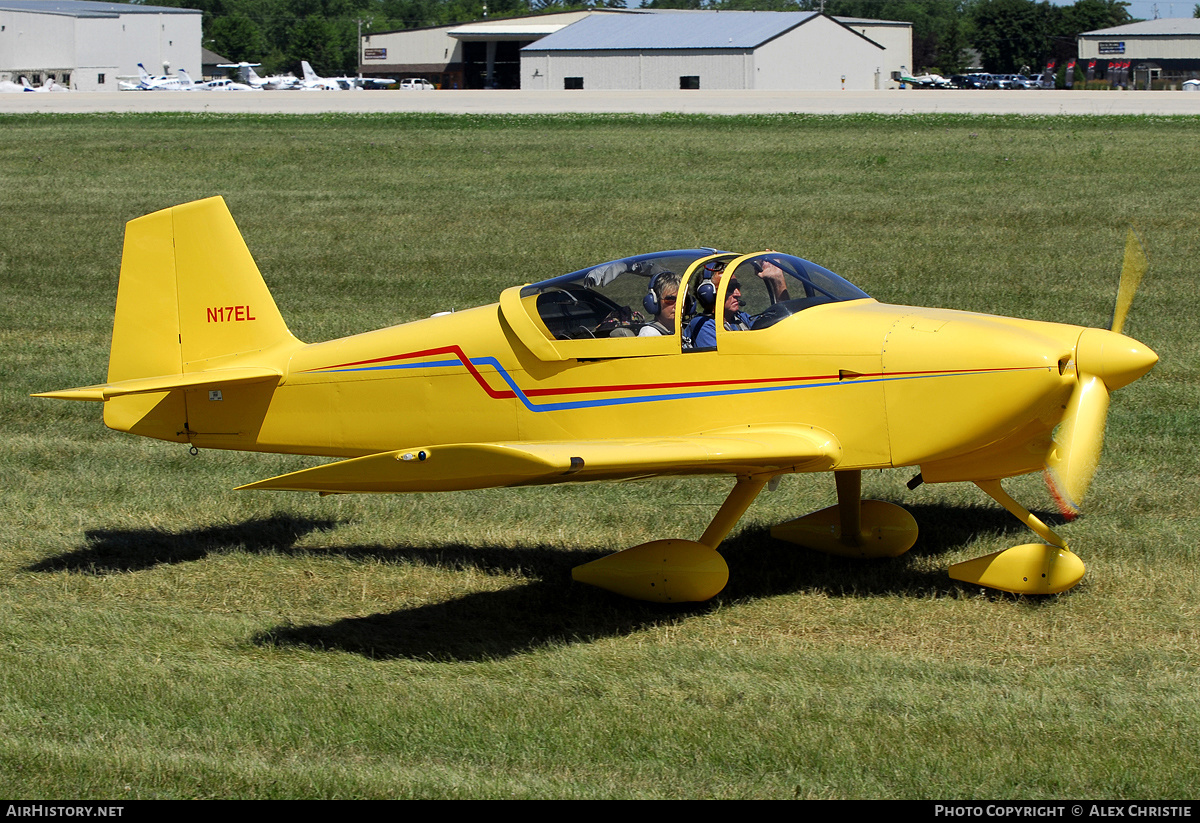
[103,196,299,442]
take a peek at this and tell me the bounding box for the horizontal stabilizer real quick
[239,425,841,494]
[33,367,281,402]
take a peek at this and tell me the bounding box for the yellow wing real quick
[237,424,841,494]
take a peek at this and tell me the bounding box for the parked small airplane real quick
[898,71,951,88]
[120,63,188,91]
[352,76,397,89]
[1,76,59,92]
[218,62,300,91]
[299,60,358,91]
[36,198,1157,603]
[176,69,202,90]
[18,75,67,92]
[189,75,260,92]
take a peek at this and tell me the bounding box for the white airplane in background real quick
[183,70,259,92]
[15,76,68,92]
[120,63,188,91]
[136,68,249,92]
[195,77,260,92]
[898,70,951,89]
[177,69,202,90]
[218,62,300,91]
[353,76,397,89]
[299,60,361,91]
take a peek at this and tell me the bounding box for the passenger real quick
[686,258,790,349]
[639,271,683,337]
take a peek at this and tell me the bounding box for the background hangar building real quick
[0,0,200,91]
[1077,17,1200,86]
[362,10,912,91]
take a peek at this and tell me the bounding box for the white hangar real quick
[361,10,911,92]
[362,10,621,90]
[0,0,200,91]
[522,11,904,92]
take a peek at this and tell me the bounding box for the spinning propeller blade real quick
[1046,229,1156,519]
[1111,228,1147,336]
[1046,374,1110,517]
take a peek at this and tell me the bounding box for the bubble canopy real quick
[512,249,871,349]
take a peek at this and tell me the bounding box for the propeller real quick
[1045,229,1157,519]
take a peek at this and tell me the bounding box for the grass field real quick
[1,112,1197,799]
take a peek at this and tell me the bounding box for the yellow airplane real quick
[36,197,1158,602]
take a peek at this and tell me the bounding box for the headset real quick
[695,260,727,312]
[643,270,690,317]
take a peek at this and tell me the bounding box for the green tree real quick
[821,1,973,74]
[208,13,271,61]
[286,13,344,74]
[380,0,451,28]
[1062,0,1132,32]
[970,0,1050,72]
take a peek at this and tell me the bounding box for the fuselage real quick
[184,296,1084,486]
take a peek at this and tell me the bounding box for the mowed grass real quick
[1,112,1197,799]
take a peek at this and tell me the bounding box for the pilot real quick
[686,258,791,349]
[639,271,683,337]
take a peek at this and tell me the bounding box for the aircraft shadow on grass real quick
[251,500,1070,662]
[26,514,342,574]
[27,501,1066,661]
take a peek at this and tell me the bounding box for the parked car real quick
[400,78,435,90]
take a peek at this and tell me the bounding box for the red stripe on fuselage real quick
[305,349,1042,401]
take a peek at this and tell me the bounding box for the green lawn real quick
[1,112,1197,798]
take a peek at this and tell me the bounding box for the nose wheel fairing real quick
[949,543,1085,595]
[947,479,1085,595]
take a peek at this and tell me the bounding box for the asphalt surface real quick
[3,88,1200,115]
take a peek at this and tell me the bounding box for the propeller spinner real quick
[1045,230,1158,518]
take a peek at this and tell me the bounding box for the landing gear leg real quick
[571,475,768,603]
[771,470,918,558]
[699,475,769,549]
[948,479,1085,595]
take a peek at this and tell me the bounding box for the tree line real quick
[148,0,1137,78]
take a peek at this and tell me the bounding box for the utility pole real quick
[356,18,370,77]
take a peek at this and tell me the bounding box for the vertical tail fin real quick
[100,196,300,442]
[108,196,298,383]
